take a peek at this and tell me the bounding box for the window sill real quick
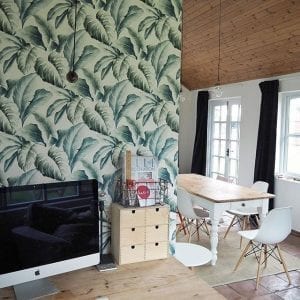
[275,175,300,184]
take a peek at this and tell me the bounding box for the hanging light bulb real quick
[214,85,222,98]
[66,0,79,83]
[214,0,223,98]
[178,90,186,102]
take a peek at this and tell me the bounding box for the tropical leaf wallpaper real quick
[0,0,181,253]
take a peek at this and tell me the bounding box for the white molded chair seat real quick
[224,181,269,247]
[177,187,210,241]
[234,207,292,289]
[193,206,210,218]
[175,242,212,267]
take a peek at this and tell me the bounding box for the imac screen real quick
[0,179,99,277]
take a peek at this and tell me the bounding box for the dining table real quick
[177,174,275,266]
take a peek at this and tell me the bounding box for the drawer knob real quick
[131,245,135,249]
[156,208,159,212]
[155,242,159,246]
[155,225,159,229]
[132,209,136,214]
[131,227,135,232]
[241,203,245,207]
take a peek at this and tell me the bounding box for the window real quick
[207,98,241,183]
[278,92,300,178]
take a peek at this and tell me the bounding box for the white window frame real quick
[207,97,241,182]
[278,91,300,178]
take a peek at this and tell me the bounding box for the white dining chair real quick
[177,187,210,242]
[224,181,269,248]
[234,207,292,289]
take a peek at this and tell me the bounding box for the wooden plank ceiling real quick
[182,0,300,90]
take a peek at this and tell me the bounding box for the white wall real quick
[178,86,197,174]
[179,72,300,231]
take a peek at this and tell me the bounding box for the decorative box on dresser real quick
[111,203,169,265]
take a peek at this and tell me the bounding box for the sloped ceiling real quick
[182,0,300,90]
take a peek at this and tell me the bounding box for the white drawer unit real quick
[112,203,169,265]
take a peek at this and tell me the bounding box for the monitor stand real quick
[13,278,59,300]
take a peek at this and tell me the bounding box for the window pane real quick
[220,123,226,139]
[219,158,225,174]
[220,105,227,121]
[231,104,240,121]
[213,140,219,155]
[213,123,220,138]
[230,122,239,140]
[229,159,237,177]
[289,98,300,134]
[47,185,78,200]
[286,137,300,174]
[8,189,43,206]
[220,140,226,157]
[212,156,219,172]
[214,106,221,121]
[230,141,238,159]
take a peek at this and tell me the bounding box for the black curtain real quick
[254,80,279,210]
[191,91,209,175]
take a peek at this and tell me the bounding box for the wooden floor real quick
[1,257,225,300]
[214,233,300,299]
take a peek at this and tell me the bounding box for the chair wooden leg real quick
[224,215,237,239]
[178,211,187,235]
[240,217,247,248]
[234,240,252,271]
[264,244,268,268]
[276,244,291,285]
[255,215,260,228]
[256,244,264,290]
[204,219,210,236]
[196,220,200,240]
[188,222,192,243]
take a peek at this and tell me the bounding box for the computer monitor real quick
[0,179,99,299]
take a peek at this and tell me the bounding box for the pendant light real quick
[214,0,223,98]
[66,0,79,83]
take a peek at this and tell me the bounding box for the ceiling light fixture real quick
[66,0,79,83]
[214,0,223,98]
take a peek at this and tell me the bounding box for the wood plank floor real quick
[1,257,225,300]
[213,227,300,299]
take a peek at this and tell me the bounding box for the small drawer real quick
[229,199,262,212]
[145,206,169,226]
[120,244,145,264]
[145,241,168,261]
[120,226,145,246]
[120,208,145,227]
[145,224,168,243]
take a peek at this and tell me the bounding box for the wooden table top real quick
[177,174,275,203]
[1,257,225,300]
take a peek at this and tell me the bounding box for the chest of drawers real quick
[111,203,169,265]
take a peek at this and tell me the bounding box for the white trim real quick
[278,91,300,178]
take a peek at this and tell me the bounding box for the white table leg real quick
[258,199,269,222]
[209,206,223,266]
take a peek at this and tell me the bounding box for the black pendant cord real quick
[217,0,221,85]
[72,0,78,72]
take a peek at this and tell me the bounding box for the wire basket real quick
[116,179,168,207]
